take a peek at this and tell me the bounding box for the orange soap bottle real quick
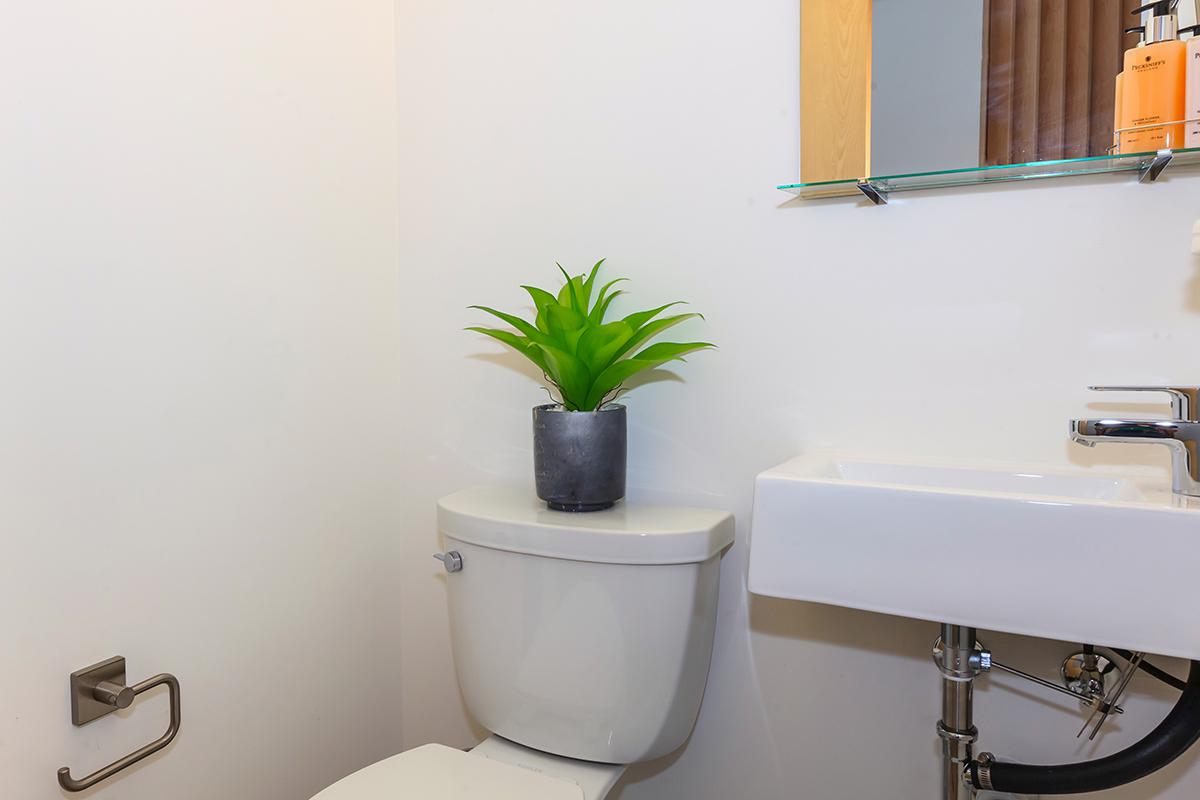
[1114,26,1147,152]
[1120,0,1188,153]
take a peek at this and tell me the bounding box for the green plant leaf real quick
[534,343,591,410]
[556,264,584,312]
[576,321,634,376]
[521,285,558,334]
[579,259,605,312]
[588,278,628,325]
[583,341,714,410]
[594,277,628,303]
[544,303,588,352]
[465,327,550,374]
[522,285,558,314]
[615,312,703,361]
[521,285,557,309]
[622,301,686,333]
[628,340,715,361]
[468,305,553,347]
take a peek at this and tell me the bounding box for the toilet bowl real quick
[313,737,625,800]
[310,486,734,799]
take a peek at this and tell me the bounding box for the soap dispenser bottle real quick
[1119,0,1188,153]
[1115,25,1147,152]
[1185,18,1200,147]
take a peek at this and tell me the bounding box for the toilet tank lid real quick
[436,487,735,565]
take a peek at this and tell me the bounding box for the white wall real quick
[395,1,1200,798]
[1,3,404,799]
[7,2,1200,799]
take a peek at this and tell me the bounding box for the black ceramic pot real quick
[532,403,627,512]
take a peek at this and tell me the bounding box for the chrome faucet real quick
[1070,386,1200,497]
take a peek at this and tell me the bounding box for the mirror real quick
[799,0,1200,190]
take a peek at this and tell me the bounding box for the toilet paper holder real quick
[57,656,181,792]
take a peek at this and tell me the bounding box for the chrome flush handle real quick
[433,551,463,573]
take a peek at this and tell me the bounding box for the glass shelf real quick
[779,146,1200,203]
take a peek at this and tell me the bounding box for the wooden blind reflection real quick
[983,0,1141,165]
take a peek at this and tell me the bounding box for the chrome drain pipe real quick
[929,628,1200,796]
[934,625,986,800]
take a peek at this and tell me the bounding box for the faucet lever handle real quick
[1087,386,1200,422]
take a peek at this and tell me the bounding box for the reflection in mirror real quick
[799,0,1200,189]
[871,0,985,175]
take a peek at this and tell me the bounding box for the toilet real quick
[312,486,735,799]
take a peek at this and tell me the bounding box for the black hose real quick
[1111,648,1189,692]
[970,660,1200,795]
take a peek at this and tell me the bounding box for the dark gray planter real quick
[532,403,627,512]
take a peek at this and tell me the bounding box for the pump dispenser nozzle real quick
[1136,0,1182,43]
[1133,0,1180,15]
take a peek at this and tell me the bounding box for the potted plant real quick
[468,259,712,512]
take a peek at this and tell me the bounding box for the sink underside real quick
[748,454,1200,660]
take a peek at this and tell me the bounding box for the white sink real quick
[748,454,1200,660]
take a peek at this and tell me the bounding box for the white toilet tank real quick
[436,487,735,765]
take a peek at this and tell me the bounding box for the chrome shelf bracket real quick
[1138,149,1173,183]
[856,180,888,205]
[58,656,181,793]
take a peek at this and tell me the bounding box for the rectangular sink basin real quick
[748,454,1200,660]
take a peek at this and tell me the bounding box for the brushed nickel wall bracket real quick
[58,656,181,793]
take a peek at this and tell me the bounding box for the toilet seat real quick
[311,743,584,799]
